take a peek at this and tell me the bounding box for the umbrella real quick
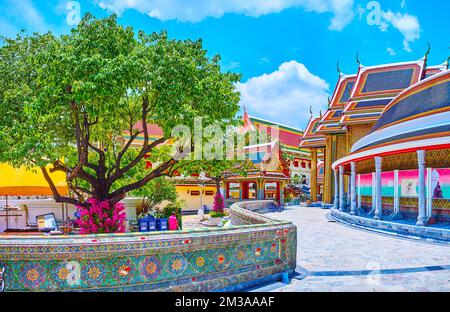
[0,164,68,231]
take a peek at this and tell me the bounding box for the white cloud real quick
[94,0,355,31]
[380,10,421,52]
[236,61,329,129]
[386,47,396,56]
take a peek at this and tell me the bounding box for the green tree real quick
[0,14,241,208]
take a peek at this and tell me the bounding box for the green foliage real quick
[161,200,185,229]
[0,13,242,206]
[209,211,227,218]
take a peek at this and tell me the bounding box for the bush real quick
[160,200,185,229]
[75,198,126,234]
[212,193,225,213]
[209,211,224,218]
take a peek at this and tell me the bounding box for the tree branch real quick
[41,166,88,207]
[108,158,176,203]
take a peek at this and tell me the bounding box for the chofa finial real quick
[424,42,431,60]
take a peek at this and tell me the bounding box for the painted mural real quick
[431,169,450,199]
[359,169,450,200]
[359,173,373,197]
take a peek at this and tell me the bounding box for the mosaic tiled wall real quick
[0,202,297,292]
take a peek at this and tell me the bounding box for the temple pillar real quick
[256,180,264,200]
[357,174,364,214]
[368,172,376,217]
[374,156,383,220]
[239,181,244,201]
[225,182,230,200]
[426,168,433,223]
[323,135,333,204]
[279,181,285,205]
[310,148,318,202]
[339,165,345,212]
[389,170,403,220]
[416,150,427,226]
[350,162,357,215]
[333,168,339,208]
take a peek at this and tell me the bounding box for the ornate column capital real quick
[417,150,426,165]
[374,156,382,170]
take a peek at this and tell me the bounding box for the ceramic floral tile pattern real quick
[0,202,297,292]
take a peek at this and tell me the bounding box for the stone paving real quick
[182,214,203,229]
[262,206,450,292]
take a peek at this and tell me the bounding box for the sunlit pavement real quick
[257,206,450,292]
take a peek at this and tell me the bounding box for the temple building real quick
[223,113,307,205]
[249,116,312,184]
[302,50,450,224]
[333,69,450,224]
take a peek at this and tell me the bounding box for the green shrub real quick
[161,200,185,229]
[209,210,227,218]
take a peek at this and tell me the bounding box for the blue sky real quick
[0,0,448,129]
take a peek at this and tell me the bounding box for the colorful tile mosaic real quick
[0,202,297,292]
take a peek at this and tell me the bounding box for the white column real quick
[334,168,339,208]
[357,174,362,212]
[416,150,427,226]
[374,156,383,220]
[339,166,345,212]
[426,168,433,222]
[368,172,376,217]
[350,162,357,215]
[389,170,402,220]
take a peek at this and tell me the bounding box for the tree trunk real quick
[215,177,221,195]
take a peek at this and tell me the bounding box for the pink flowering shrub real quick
[212,193,225,214]
[75,198,126,234]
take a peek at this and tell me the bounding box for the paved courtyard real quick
[260,206,450,292]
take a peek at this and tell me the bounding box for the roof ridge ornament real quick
[424,42,431,61]
[356,52,362,67]
[337,61,343,77]
[447,47,450,70]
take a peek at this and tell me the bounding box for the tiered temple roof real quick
[299,116,326,148]
[249,116,309,157]
[317,74,356,134]
[315,56,449,134]
[333,69,450,167]
[424,63,448,79]
[340,60,425,125]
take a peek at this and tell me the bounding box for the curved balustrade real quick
[0,200,296,292]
